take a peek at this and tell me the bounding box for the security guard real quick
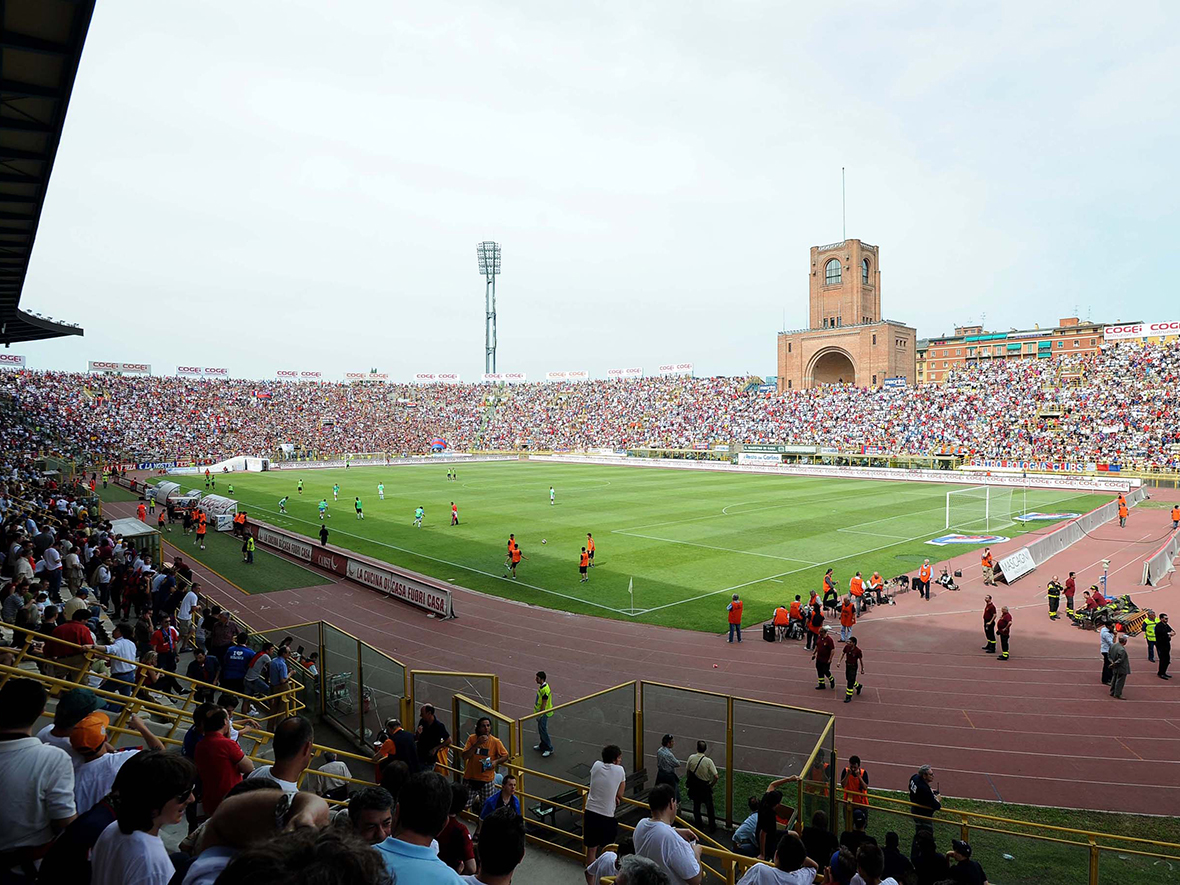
[1172,505,1180,530]
[244,534,255,565]
[1046,576,1063,620]
[1145,609,1160,663]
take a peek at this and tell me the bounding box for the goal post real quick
[946,486,1015,532]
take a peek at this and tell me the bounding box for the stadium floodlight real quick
[477,241,501,374]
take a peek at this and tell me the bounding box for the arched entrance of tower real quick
[809,348,856,386]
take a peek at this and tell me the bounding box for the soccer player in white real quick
[332,483,339,501]
[550,486,555,506]
[279,496,289,514]
[378,483,385,501]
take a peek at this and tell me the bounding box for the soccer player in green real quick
[414,506,424,528]
[318,499,330,521]
[279,495,289,514]
[355,497,364,519]
[377,483,385,501]
[297,479,303,495]
[333,483,339,501]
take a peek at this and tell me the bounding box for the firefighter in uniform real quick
[996,606,1013,660]
[982,595,997,654]
[1046,576,1063,620]
[1064,572,1077,620]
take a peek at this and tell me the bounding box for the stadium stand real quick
[4,340,1178,469]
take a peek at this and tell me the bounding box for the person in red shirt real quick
[812,628,836,690]
[151,614,181,675]
[194,707,253,814]
[727,594,744,643]
[982,595,997,654]
[437,783,477,874]
[49,609,95,678]
[1091,586,1108,607]
[996,606,1013,661]
[1064,572,1077,619]
[840,637,864,703]
[451,502,459,526]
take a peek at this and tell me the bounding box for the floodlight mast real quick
[476,241,501,374]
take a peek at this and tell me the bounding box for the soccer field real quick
[161,461,1107,632]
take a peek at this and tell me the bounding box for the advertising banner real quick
[737,452,782,466]
[0,354,26,369]
[883,376,907,388]
[568,370,589,380]
[545,371,568,381]
[300,371,322,380]
[480,373,502,382]
[204,367,229,377]
[437,373,461,384]
[1103,320,1180,341]
[607,367,643,380]
[502,372,526,383]
[345,560,454,617]
[89,361,151,374]
[657,363,694,376]
[414,373,437,383]
[997,547,1037,583]
[177,366,203,377]
[276,370,299,380]
[344,372,391,382]
[258,527,313,562]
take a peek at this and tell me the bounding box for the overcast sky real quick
[17,1,1180,380]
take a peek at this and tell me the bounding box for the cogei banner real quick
[276,370,323,381]
[607,367,643,380]
[0,354,25,369]
[657,363,694,376]
[1104,320,1180,341]
[177,367,229,378]
[89,361,151,375]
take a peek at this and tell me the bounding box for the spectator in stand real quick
[374,770,462,883]
[374,717,421,778]
[36,686,96,766]
[215,826,390,885]
[48,608,96,679]
[615,855,672,885]
[176,579,199,645]
[437,782,476,874]
[839,808,875,854]
[736,831,819,885]
[880,832,913,883]
[149,614,180,675]
[415,704,452,773]
[479,773,521,820]
[465,806,526,885]
[0,679,77,874]
[244,642,275,698]
[219,631,255,694]
[684,740,719,833]
[656,733,682,799]
[267,645,292,718]
[207,611,236,663]
[187,649,221,703]
[584,743,627,867]
[755,789,783,861]
[194,707,254,814]
[633,783,702,885]
[909,828,950,884]
[461,715,509,813]
[800,811,838,868]
[853,843,897,885]
[70,712,165,817]
[86,749,194,885]
[342,786,394,845]
[310,752,352,801]
[246,714,314,793]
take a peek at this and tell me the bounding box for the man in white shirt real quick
[632,784,702,885]
[584,744,626,867]
[70,712,164,817]
[41,542,63,602]
[176,584,199,644]
[100,622,140,710]
[245,715,314,794]
[0,679,76,866]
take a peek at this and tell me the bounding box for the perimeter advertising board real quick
[0,354,26,369]
[1103,320,1180,341]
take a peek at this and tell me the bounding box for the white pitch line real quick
[612,530,820,565]
[636,528,945,615]
[248,507,635,616]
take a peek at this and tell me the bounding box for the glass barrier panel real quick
[252,623,323,720]
[322,623,363,742]
[641,683,728,825]
[410,672,495,736]
[799,722,836,836]
[455,696,514,758]
[966,825,1091,885]
[731,698,830,825]
[359,641,405,740]
[1098,844,1180,885]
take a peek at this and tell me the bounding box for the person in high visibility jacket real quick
[868,572,885,604]
[822,570,839,614]
[981,548,996,586]
[243,535,255,564]
[916,560,932,600]
[1145,609,1160,662]
[1118,502,1129,528]
[839,597,856,642]
[849,573,865,614]
[773,604,790,641]
[727,595,744,643]
[806,605,824,651]
[578,547,590,583]
[534,671,554,757]
[840,756,870,817]
[136,502,147,523]
[1046,575,1063,620]
[788,596,803,626]
[1172,505,1180,530]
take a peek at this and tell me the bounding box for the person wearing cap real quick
[37,687,100,768]
[839,807,873,854]
[947,838,988,884]
[71,712,165,818]
[1108,635,1131,699]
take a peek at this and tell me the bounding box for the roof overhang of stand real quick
[0,0,95,346]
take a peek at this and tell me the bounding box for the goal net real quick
[945,486,1015,533]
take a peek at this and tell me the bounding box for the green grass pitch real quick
[156,461,1106,632]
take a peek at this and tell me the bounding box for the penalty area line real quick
[248,507,637,616]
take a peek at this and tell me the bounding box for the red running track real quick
[110,499,1180,815]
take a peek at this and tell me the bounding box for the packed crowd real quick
[2,340,1177,467]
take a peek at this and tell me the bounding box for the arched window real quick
[824,258,841,285]
[862,258,870,283]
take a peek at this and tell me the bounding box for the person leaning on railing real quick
[632,783,701,885]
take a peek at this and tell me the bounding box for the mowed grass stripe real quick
[157,463,1105,631]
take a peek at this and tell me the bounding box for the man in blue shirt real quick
[219,632,255,694]
[375,771,462,883]
[479,773,521,819]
